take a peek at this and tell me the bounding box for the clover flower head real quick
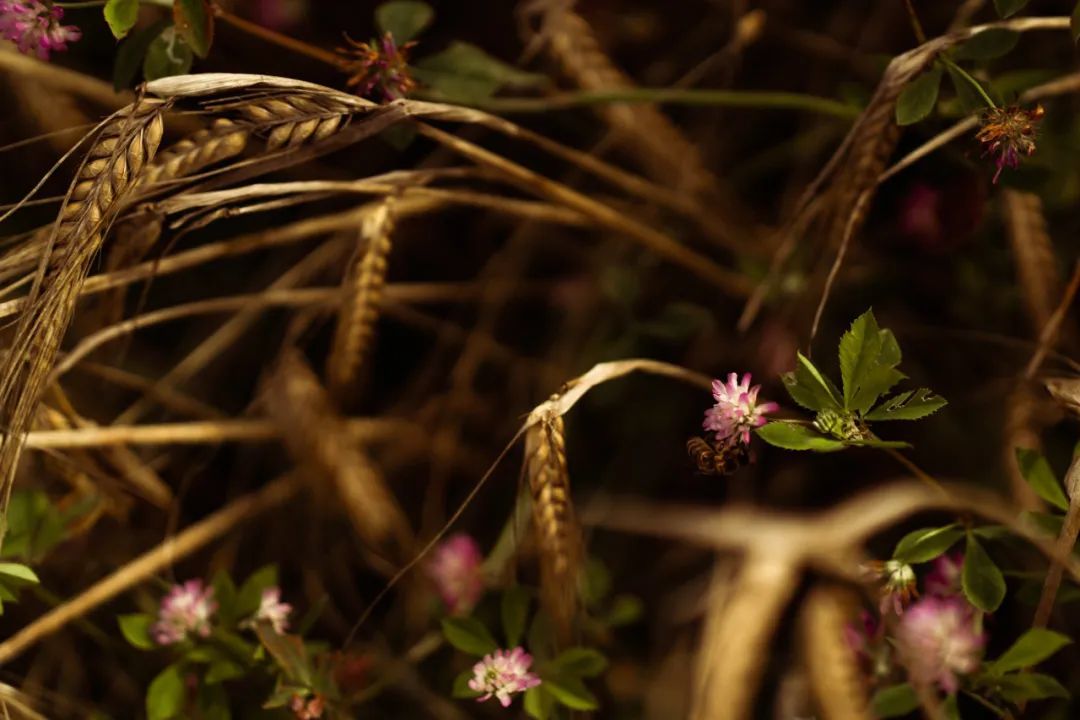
[896,595,985,693]
[975,104,1044,183]
[427,533,485,615]
[467,646,542,707]
[151,579,217,645]
[0,0,80,59]
[861,559,918,616]
[340,31,416,101]
[254,586,292,634]
[703,372,779,446]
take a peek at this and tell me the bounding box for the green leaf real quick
[0,563,38,584]
[990,628,1072,674]
[1015,448,1069,512]
[756,422,846,452]
[375,1,434,43]
[441,617,498,656]
[501,586,530,648]
[451,668,483,699]
[104,0,140,39]
[871,683,919,717]
[523,686,554,719]
[996,672,1070,702]
[993,0,1030,18]
[254,624,311,686]
[549,648,608,678]
[205,657,245,684]
[143,26,194,81]
[1073,1,1080,43]
[412,42,547,104]
[864,388,947,421]
[953,29,1020,61]
[118,614,156,650]
[172,0,213,58]
[838,310,907,412]
[146,664,185,720]
[543,675,598,711]
[236,565,278,618]
[896,67,943,125]
[893,525,964,564]
[781,352,842,412]
[962,533,1006,612]
[115,20,171,90]
[606,594,644,627]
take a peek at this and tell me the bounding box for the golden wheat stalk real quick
[0,97,166,544]
[538,6,720,198]
[1003,189,1061,332]
[524,404,582,643]
[262,348,411,552]
[326,197,396,399]
[798,584,871,720]
[135,118,249,190]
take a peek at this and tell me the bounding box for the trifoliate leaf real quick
[896,67,943,125]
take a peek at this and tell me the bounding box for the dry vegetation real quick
[0,1,1078,718]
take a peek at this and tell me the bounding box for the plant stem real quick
[940,55,998,109]
[903,0,929,44]
[210,2,344,68]
[472,88,861,119]
[1032,455,1080,629]
[883,447,945,493]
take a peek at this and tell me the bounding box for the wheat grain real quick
[135,118,249,190]
[0,97,166,546]
[524,404,582,643]
[326,198,396,399]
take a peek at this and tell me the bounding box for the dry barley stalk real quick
[262,349,412,552]
[524,401,582,643]
[799,584,871,720]
[134,118,249,191]
[0,97,166,545]
[533,3,722,200]
[326,197,397,399]
[1003,190,1062,334]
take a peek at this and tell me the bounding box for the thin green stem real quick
[940,55,998,109]
[903,0,929,44]
[466,88,861,119]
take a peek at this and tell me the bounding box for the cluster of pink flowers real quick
[848,552,986,696]
[975,104,1044,183]
[703,372,779,446]
[468,647,541,707]
[427,533,486,615]
[151,580,218,645]
[289,693,325,719]
[341,31,416,101]
[0,0,80,59]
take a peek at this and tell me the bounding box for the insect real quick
[686,436,751,476]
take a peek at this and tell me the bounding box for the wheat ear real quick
[524,405,582,643]
[262,348,411,552]
[135,118,249,190]
[0,97,165,545]
[326,197,396,399]
[799,584,871,720]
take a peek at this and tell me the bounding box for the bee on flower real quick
[975,104,1044,183]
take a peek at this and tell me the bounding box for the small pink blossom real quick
[896,596,985,694]
[468,647,542,707]
[861,560,918,616]
[289,693,325,719]
[151,580,217,645]
[427,533,485,615]
[703,372,780,446]
[340,31,416,101]
[925,552,964,598]
[0,0,80,59]
[254,586,292,634]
